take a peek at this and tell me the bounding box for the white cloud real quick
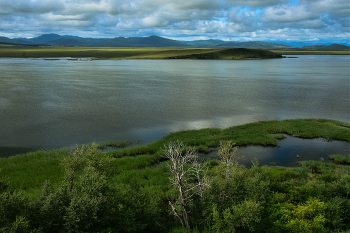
[0,0,348,44]
[143,15,169,27]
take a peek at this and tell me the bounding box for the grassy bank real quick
[0,119,349,232]
[106,118,350,158]
[0,119,348,192]
[0,46,280,59]
[0,46,348,59]
[0,120,350,233]
[271,50,350,55]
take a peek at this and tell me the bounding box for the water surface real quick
[0,55,349,157]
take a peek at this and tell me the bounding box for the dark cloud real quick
[0,0,348,44]
[261,5,317,23]
[225,0,289,8]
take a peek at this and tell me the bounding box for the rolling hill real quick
[0,34,349,50]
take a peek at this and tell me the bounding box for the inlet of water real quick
[201,136,350,167]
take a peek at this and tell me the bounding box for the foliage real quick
[212,200,263,233]
[0,119,349,232]
[0,191,31,231]
[268,198,327,233]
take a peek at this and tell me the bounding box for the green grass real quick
[0,149,70,194]
[0,46,283,59]
[0,120,349,232]
[329,154,350,165]
[267,166,309,182]
[270,50,350,55]
[106,118,349,158]
[1,46,348,59]
[0,119,349,195]
[0,46,217,59]
[97,140,132,149]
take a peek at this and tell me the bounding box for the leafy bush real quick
[268,198,327,233]
[212,200,263,233]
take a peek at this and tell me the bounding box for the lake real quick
[0,55,349,158]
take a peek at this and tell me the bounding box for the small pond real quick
[201,136,350,167]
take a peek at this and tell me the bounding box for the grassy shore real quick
[0,119,348,194]
[271,50,350,55]
[0,46,281,59]
[0,45,348,59]
[0,46,221,59]
[0,119,349,232]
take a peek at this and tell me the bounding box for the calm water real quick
[0,55,349,158]
[202,136,350,167]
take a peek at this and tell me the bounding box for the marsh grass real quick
[98,140,132,149]
[0,149,70,192]
[329,154,350,165]
[0,119,349,196]
[107,119,349,158]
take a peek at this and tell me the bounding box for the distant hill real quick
[216,41,292,49]
[301,44,350,51]
[98,36,188,47]
[184,39,226,47]
[0,34,188,47]
[0,34,349,49]
[26,33,63,44]
[0,36,28,45]
[185,40,292,49]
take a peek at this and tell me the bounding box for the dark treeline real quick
[1,140,350,233]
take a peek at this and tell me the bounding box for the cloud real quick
[0,0,348,44]
[300,0,350,17]
[0,0,64,15]
[225,0,289,8]
[143,15,169,27]
[226,7,260,32]
[262,5,316,23]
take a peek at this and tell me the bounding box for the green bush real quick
[212,200,263,233]
[268,198,327,233]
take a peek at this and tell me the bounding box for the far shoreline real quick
[0,46,349,60]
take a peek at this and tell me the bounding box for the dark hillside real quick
[167,48,283,59]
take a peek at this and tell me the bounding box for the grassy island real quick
[0,119,349,232]
[0,46,283,60]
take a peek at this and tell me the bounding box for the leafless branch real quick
[162,141,210,229]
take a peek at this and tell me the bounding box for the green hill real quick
[166,48,283,59]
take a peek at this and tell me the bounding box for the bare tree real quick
[163,141,210,229]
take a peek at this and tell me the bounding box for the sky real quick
[0,0,349,45]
